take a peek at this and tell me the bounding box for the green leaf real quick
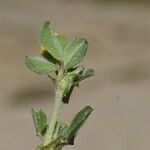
[53,121,68,140]
[25,56,57,74]
[82,68,95,78]
[78,68,95,82]
[62,86,74,104]
[62,66,85,104]
[32,109,47,136]
[63,38,88,69]
[40,21,63,60]
[57,35,69,50]
[66,106,93,144]
[40,49,58,65]
[67,66,84,81]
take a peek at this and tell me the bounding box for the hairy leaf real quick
[66,106,93,144]
[25,56,57,74]
[40,48,58,64]
[68,66,84,82]
[63,38,88,69]
[40,21,63,60]
[32,109,47,136]
[82,68,94,79]
[52,121,68,140]
[57,35,69,50]
[62,86,74,104]
[77,68,95,83]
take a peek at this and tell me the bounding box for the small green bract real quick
[25,21,95,150]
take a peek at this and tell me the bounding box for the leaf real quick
[82,68,95,78]
[53,121,68,140]
[40,48,58,65]
[32,109,47,136]
[57,35,69,50]
[77,68,95,82]
[65,106,93,144]
[67,66,85,82]
[62,86,74,104]
[25,56,57,74]
[40,21,63,60]
[63,38,88,69]
[57,125,68,139]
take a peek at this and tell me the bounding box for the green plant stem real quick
[44,86,63,146]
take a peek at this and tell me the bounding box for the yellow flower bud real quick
[54,32,58,36]
[40,45,47,56]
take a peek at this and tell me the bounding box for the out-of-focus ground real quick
[0,0,150,150]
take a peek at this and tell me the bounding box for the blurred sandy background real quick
[1,0,150,150]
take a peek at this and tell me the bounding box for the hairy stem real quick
[44,86,63,146]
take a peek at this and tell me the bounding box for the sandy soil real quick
[0,0,150,150]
